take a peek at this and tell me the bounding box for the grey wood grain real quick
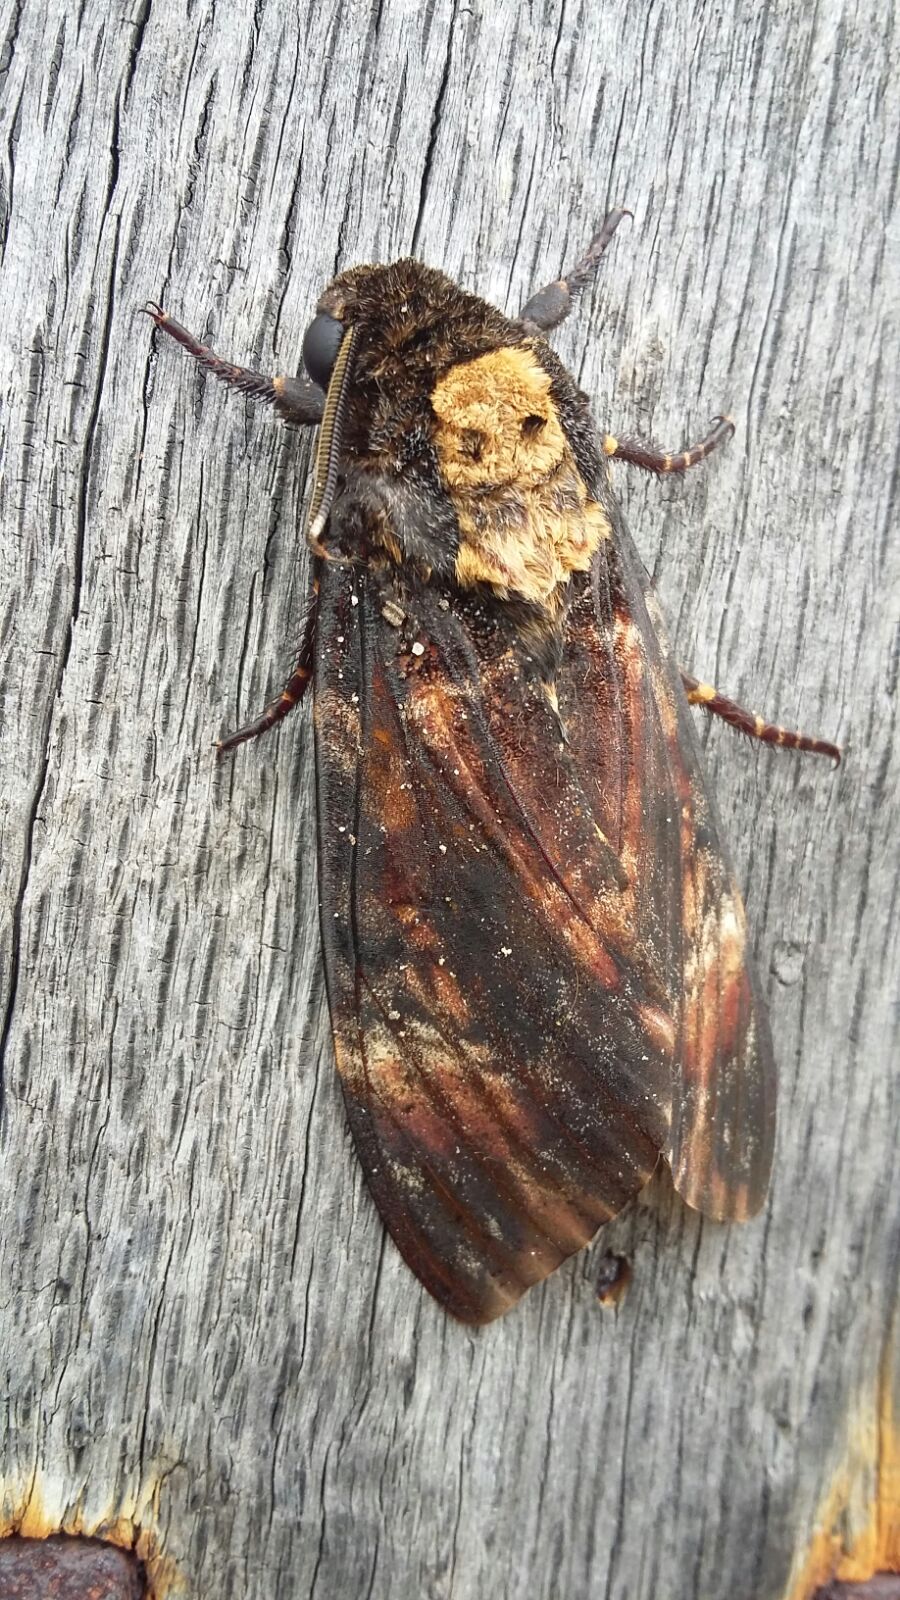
[1,1,897,1597]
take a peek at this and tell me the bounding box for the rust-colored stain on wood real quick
[0,1481,182,1600]
[787,1341,900,1600]
[0,1535,145,1598]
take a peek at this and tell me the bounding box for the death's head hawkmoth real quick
[144,211,838,1323]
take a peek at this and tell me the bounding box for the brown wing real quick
[313,555,689,1323]
[595,483,776,1222]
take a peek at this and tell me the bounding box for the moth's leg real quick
[682,672,841,763]
[217,583,319,757]
[519,208,631,333]
[603,415,734,474]
[142,304,325,426]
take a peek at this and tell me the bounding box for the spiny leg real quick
[682,672,841,764]
[217,580,320,757]
[603,415,735,474]
[519,207,632,333]
[141,304,325,426]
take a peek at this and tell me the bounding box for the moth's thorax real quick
[429,344,610,603]
[320,257,609,610]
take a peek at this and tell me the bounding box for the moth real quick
[144,211,839,1324]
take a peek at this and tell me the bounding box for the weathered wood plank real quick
[0,1,897,1597]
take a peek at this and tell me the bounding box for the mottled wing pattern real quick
[598,487,776,1221]
[313,563,683,1323]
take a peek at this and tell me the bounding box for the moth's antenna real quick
[305,325,357,557]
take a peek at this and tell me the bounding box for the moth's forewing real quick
[314,570,675,1324]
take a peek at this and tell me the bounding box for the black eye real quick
[303,312,344,390]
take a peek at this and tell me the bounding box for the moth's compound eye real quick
[303,312,344,390]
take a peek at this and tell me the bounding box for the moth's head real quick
[308,259,516,392]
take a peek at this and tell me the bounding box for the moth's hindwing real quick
[594,489,776,1223]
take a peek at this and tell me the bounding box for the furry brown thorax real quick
[314,260,610,617]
